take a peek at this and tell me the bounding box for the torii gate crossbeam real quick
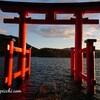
[1,1,100,13]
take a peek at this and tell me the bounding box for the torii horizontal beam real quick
[4,17,99,25]
[1,1,100,13]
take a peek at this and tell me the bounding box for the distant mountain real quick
[0,34,100,58]
[37,48,70,57]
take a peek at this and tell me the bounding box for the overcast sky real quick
[0,0,100,49]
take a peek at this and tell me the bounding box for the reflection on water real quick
[0,57,100,100]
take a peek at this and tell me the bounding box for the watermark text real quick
[0,88,22,94]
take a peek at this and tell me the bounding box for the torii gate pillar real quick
[74,12,83,83]
[18,12,27,80]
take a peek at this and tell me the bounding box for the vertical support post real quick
[46,12,56,21]
[3,38,14,87]
[74,12,83,83]
[85,39,97,95]
[18,12,27,80]
[3,41,10,86]
[71,47,75,78]
[8,40,14,86]
[26,48,31,77]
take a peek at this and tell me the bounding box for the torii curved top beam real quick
[0,1,100,13]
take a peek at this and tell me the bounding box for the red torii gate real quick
[0,1,100,95]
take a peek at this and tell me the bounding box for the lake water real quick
[0,57,100,100]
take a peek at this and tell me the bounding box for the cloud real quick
[0,29,7,34]
[84,26,98,37]
[28,23,100,42]
[83,25,100,47]
[28,25,75,39]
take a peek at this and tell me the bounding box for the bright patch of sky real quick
[0,0,100,49]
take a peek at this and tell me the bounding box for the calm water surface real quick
[0,57,100,100]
